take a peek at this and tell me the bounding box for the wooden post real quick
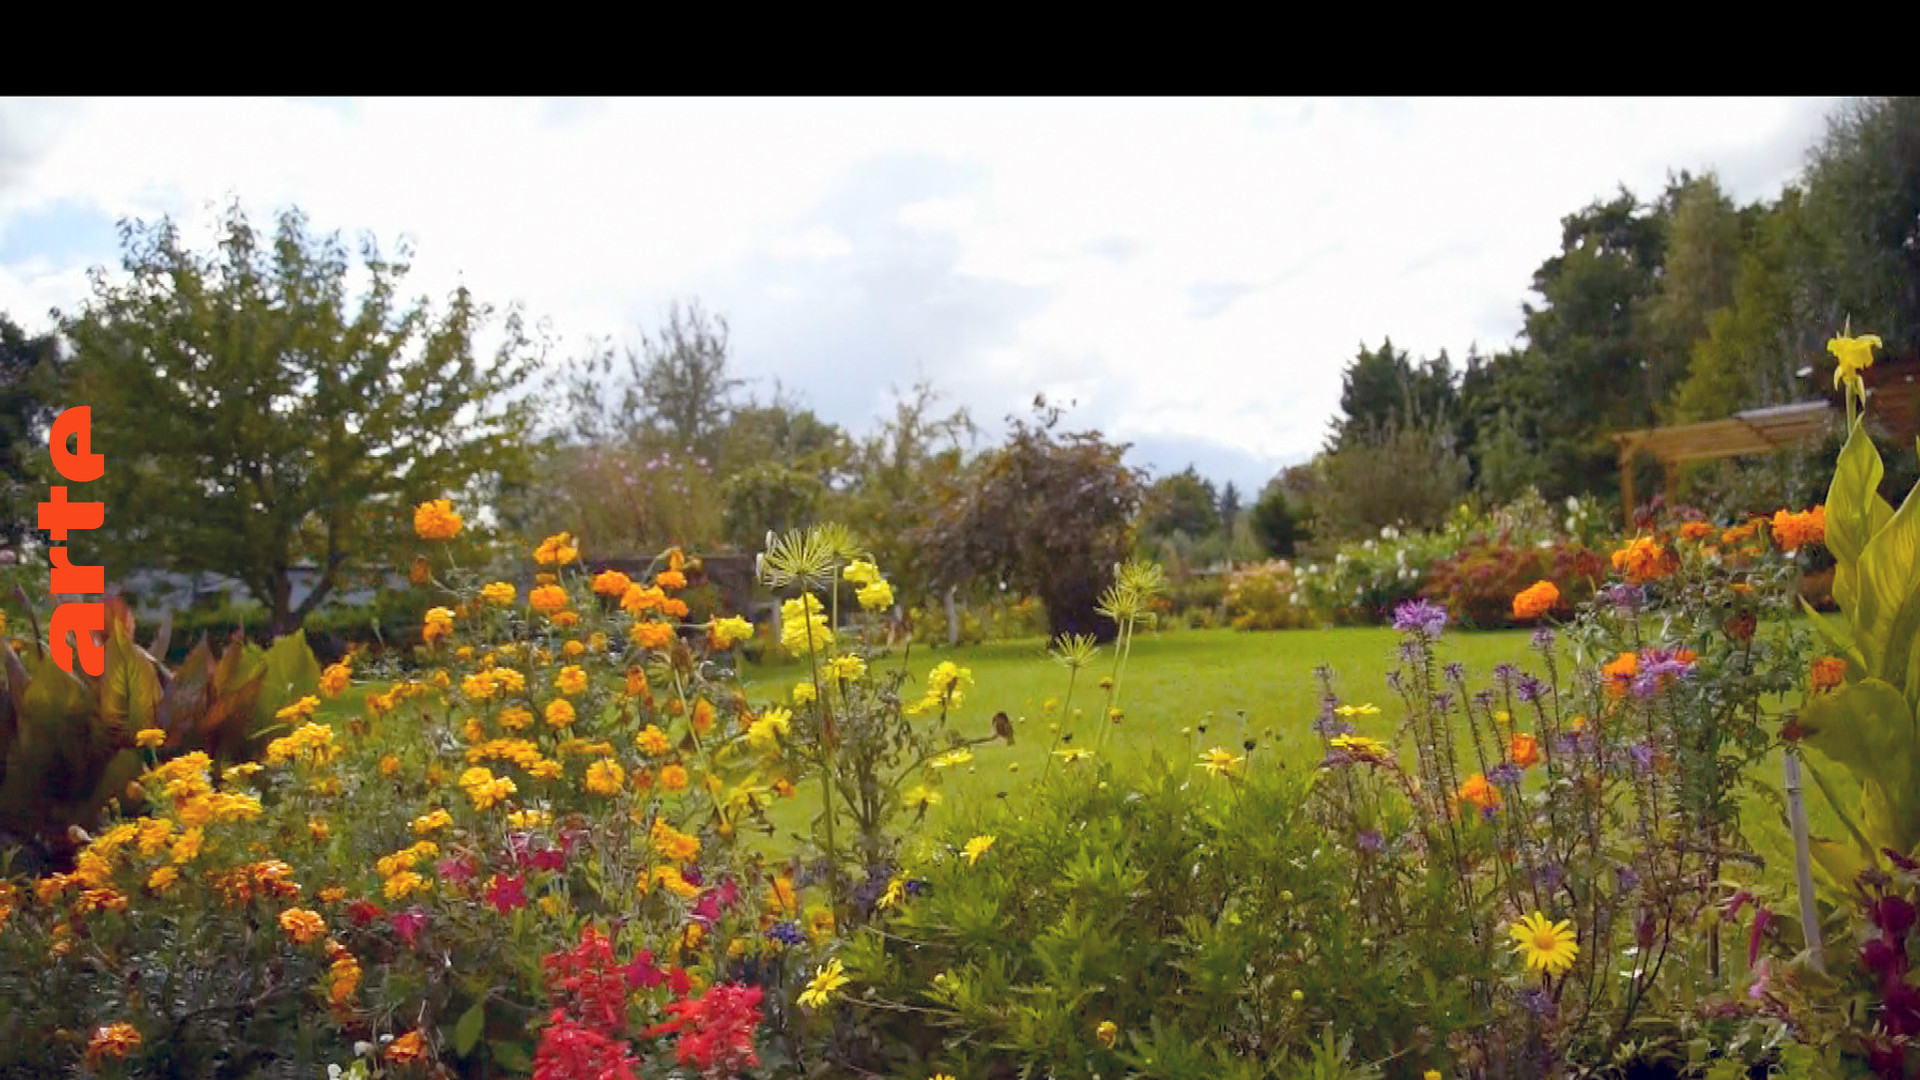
[1620,443,1637,522]
[1784,748,1827,973]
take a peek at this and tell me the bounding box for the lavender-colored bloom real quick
[767,921,808,946]
[1313,716,1356,737]
[1516,675,1548,703]
[1493,663,1519,687]
[906,879,930,897]
[1471,689,1496,712]
[1554,731,1586,756]
[1530,625,1555,651]
[1479,803,1500,822]
[1519,988,1558,1019]
[1532,862,1566,891]
[1488,762,1524,786]
[1444,662,1465,682]
[1393,599,1448,637]
[1628,742,1656,771]
[1398,638,1423,665]
[1431,692,1454,714]
[1616,865,1641,892]
[1384,670,1405,692]
[1355,829,1384,853]
[1604,584,1646,612]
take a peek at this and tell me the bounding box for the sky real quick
[0,97,1843,495]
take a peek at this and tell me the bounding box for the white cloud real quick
[0,96,1842,491]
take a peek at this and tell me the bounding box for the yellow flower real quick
[499,706,534,731]
[169,827,204,864]
[480,581,517,606]
[709,616,754,649]
[555,665,588,696]
[650,819,702,861]
[905,784,942,810]
[1198,747,1244,777]
[877,876,908,910]
[275,695,321,723]
[1053,748,1094,764]
[1509,911,1579,976]
[1329,734,1392,763]
[842,559,881,585]
[806,905,836,942]
[1333,703,1380,717]
[592,569,633,596]
[928,748,973,770]
[659,764,690,793]
[85,1023,143,1068]
[798,958,850,1008]
[383,871,429,900]
[534,532,579,566]
[319,660,351,697]
[412,809,453,834]
[792,681,817,705]
[635,725,671,755]
[379,754,402,777]
[963,834,995,865]
[146,866,179,892]
[544,699,577,729]
[856,579,894,612]
[826,655,867,681]
[748,708,792,751]
[278,908,327,945]
[1830,331,1882,389]
[779,594,834,656]
[529,585,569,615]
[1096,1020,1118,1049]
[414,499,463,541]
[135,727,165,749]
[423,607,455,644]
[585,759,626,796]
[651,865,700,898]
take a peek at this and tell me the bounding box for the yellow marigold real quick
[555,665,588,696]
[827,655,866,681]
[1772,506,1826,553]
[279,908,327,945]
[692,698,717,735]
[499,706,534,731]
[147,866,179,892]
[767,875,798,915]
[480,581,517,607]
[1509,732,1541,768]
[562,639,586,659]
[308,817,331,841]
[635,724,671,755]
[651,819,701,861]
[170,827,204,864]
[534,532,579,566]
[857,579,894,612]
[86,1023,142,1068]
[412,808,453,834]
[414,499,463,541]
[528,759,564,780]
[792,681,817,705]
[651,865,700,898]
[843,559,880,585]
[748,708,792,751]
[1511,580,1559,621]
[544,699,576,729]
[656,569,687,590]
[709,616,754,649]
[1811,655,1847,693]
[631,621,675,651]
[779,595,833,656]
[1611,536,1677,583]
[1602,651,1639,698]
[1096,1021,1118,1049]
[458,766,516,810]
[319,886,346,903]
[422,607,456,644]
[328,953,361,1005]
[1679,521,1713,542]
[379,754,402,777]
[132,726,166,749]
[585,759,626,796]
[319,661,352,697]
[529,585,569,615]
[659,764,690,793]
[493,668,526,693]
[383,871,429,901]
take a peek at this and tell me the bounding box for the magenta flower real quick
[486,873,528,914]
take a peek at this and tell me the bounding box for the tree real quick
[1328,338,1459,454]
[1800,97,1920,361]
[842,381,975,601]
[60,203,538,633]
[0,314,59,549]
[1218,480,1242,529]
[1143,466,1220,541]
[633,300,740,461]
[1316,416,1469,540]
[1644,173,1745,420]
[913,397,1143,641]
[1249,479,1305,559]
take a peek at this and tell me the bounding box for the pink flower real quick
[487,874,528,914]
[392,906,430,948]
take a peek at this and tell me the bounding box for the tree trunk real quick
[943,585,959,647]
[1042,571,1119,643]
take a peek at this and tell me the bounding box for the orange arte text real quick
[40,407,105,676]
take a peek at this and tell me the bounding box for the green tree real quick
[0,314,59,549]
[1143,466,1221,541]
[1645,173,1745,419]
[1801,96,1920,361]
[1328,338,1459,453]
[633,300,741,462]
[60,204,537,633]
[842,381,974,601]
[1249,479,1305,559]
[1317,416,1469,540]
[1217,480,1242,530]
[913,397,1143,640]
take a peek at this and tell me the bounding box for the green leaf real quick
[250,630,322,734]
[99,620,162,738]
[1798,678,1916,805]
[1827,418,1892,566]
[453,1000,485,1057]
[489,1040,533,1073]
[1854,467,1920,690]
[1800,597,1866,670]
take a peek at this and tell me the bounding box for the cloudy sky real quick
[0,97,1842,494]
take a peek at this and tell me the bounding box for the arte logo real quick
[39,407,106,676]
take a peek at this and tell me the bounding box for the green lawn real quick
[741,626,1542,823]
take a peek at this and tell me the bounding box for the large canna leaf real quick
[1801,678,1920,852]
[1801,597,1867,670]
[98,616,162,740]
[251,630,322,730]
[156,639,214,749]
[1827,419,1894,565]
[1854,456,1920,694]
[201,667,266,765]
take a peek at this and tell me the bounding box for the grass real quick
[740,626,1543,826]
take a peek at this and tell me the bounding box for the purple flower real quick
[1398,638,1423,665]
[1515,675,1547,703]
[1393,599,1448,637]
[1553,731,1586,756]
[1519,989,1557,1018]
[1532,861,1565,891]
[1863,936,1909,979]
[1488,762,1523,786]
[1530,626,1555,651]
[1444,662,1465,682]
[1313,716,1356,737]
[1493,663,1519,687]
[1873,896,1917,940]
[1356,829,1384,853]
[1616,865,1641,893]
[1384,670,1405,692]
[767,921,808,946]
[1479,803,1499,822]
[1748,958,1771,1000]
[1431,692,1454,714]
[1628,742,1656,771]
[1604,584,1646,612]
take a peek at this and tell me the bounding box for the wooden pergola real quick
[1610,361,1920,516]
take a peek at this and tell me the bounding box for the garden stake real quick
[1782,745,1825,973]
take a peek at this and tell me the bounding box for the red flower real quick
[623,950,664,991]
[533,1009,637,1080]
[392,906,430,949]
[543,924,629,1033]
[347,899,385,926]
[667,966,691,998]
[487,874,528,914]
[644,983,763,1075]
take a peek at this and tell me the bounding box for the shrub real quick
[1419,537,1604,629]
[1224,559,1312,630]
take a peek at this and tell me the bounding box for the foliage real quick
[1315,416,1471,542]
[912,397,1145,641]
[1223,560,1311,631]
[58,203,537,634]
[0,313,59,549]
[1141,465,1221,542]
[1420,537,1604,630]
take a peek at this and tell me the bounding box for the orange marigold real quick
[1811,656,1847,694]
[86,1023,142,1068]
[1611,536,1677,583]
[278,907,327,945]
[592,569,633,596]
[656,570,687,590]
[529,584,569,614]
[1509,732,1541,768]
[387,1030,430,1064]
[1772,506,1826,553]
[1602,651,1639,697]
[631,622,675,651]
[1457,773,1502,810]
[413,500,463,541]
[1511,580,1560,620]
